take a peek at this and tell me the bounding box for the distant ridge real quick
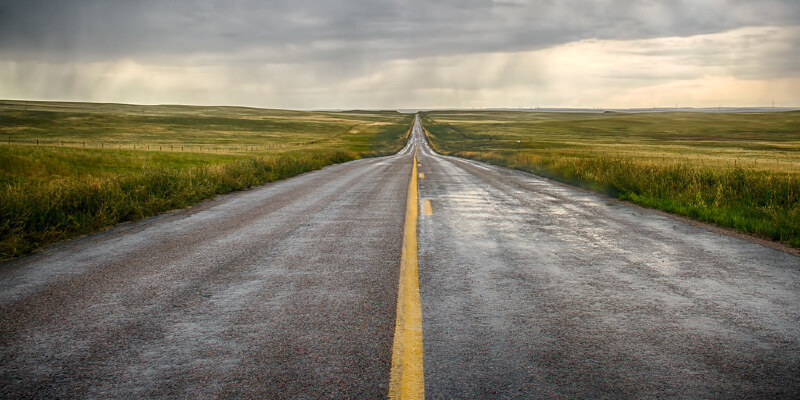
[3,100,798,114]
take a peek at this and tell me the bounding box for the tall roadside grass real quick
[421,112,800,249]
[459,150,800,247]
[0,150,356,259]
[0,101,415,260]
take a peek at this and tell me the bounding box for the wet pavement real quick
[1,116,799,398]
[414,118,800,399]
[0,141,415,398]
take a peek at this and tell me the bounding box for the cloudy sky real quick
[1,0,798,109]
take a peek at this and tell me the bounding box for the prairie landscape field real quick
[420,110,800,248]
[0,100,413,259]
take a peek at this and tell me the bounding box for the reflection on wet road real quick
[413,117,800,398]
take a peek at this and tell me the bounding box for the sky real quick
[1,0,799,109]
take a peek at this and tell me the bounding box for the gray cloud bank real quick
[3,0,799,63]
[1,0,798,108]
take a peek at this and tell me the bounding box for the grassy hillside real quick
[420,110,800,248]
[0,100,413,259]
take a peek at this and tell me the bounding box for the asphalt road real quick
[413,118,800,398]
[2,116,799,399]
[0,140,416,398]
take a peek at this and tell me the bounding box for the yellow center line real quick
[389,149,425,400]
[422,200,433,216]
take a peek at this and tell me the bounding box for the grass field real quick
[0,100,413,259]
[420,110,800,248]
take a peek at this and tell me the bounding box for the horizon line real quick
[2,99,799,113]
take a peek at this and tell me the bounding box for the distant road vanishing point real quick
[2,116,799,398]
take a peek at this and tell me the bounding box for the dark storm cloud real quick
[1,0,799,63]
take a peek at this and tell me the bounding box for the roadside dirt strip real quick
[2,116,799,398]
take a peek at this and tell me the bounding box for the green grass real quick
[420,110,800,248]
[0,100,413,259]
